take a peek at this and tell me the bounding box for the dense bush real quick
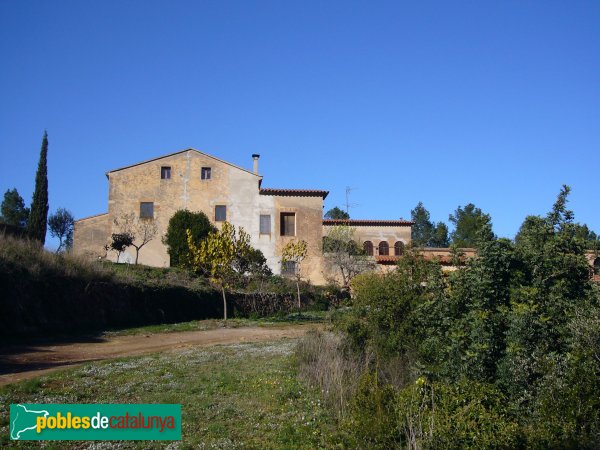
[298,186,600,448]
[163,209,215,268]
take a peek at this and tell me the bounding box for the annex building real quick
[73,149,413,284]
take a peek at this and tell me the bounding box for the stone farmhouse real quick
[73,148,413,284]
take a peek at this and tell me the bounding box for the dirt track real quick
[0,325,316,386]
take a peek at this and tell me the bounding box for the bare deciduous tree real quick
[113,212,158,264]
[323,225,375,289]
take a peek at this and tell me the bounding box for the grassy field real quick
[103,311,331,337]
[0,337,337,449]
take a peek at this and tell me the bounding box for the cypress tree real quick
[28,131,49,244]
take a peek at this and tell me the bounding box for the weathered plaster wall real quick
[271,195,326,284]
[106,150,263,267]
[72,213,109,259]
[322,224,412,255]
[74,150,372,285]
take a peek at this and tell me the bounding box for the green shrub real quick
[345,372,399,449]
[347,254,444,358]
[422,380,521,449]
[163,209,215,268]
[526,306,600,448]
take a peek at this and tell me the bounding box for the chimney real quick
[252,154,260,174]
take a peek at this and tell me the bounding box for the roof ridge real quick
[323,219,414,225]
[106,148,262,178]
[75,212,109,222]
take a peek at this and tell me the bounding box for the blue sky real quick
[1,0,598,248]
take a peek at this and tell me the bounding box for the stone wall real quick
[72,213,109,260]
[73,149,329,281]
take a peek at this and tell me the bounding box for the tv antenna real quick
[345,186,358,217]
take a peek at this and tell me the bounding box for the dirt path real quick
[0,324,317,386]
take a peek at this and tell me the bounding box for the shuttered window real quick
[140,202,154,219]
[215,205,226,222]
[282,261,296,276]
[260,215,271,234]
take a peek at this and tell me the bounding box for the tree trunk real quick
[134,246,140,264]
[296,279,301,310]
[221,286,228,321]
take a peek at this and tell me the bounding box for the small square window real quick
[280,212,295,236]
[282,261,296,276]
[260,215,271,234]
[215,205,226,222]
[161,166,171,179]
[140,202,154,219]
[201,167,212,180]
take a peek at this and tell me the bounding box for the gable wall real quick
[106,150,262,266]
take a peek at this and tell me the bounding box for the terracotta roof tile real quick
[323,219,413,226]
[260,188,329,199]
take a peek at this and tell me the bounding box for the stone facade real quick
[73,148,431,284]
[323,219,412,257]
[73,149,333,283]
[73,213,109,260]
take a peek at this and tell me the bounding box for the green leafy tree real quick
[572,223,599,250]
[187,221,252,321]
[232,246,271,278]
[430,222,450,247]
[348,250,445,358]
[500,185,593,403]
[411,202,449,247]
[107,232,134,262]
[48,208,75,252]
[426,226,514,382]
[28,131,49,243]
[281,239,308,309]
[163,209,216,267]
[0,188,29,227]
[411,202,434,247]
[448,203,492,248]
[324,206,350,220]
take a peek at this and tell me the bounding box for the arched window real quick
[363,241,373,256]
[379,241,389,256]
[594,257,600,275]
[394,241,404,256]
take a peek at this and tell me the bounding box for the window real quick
[260,215,271,234]
[394,241,404,256]
[363,241,373,256]
[594,258,600,275]
[161,166,171,179]
[215,205,226,222]
[140,202,154,219]
[201,167,212,180]
[280,212,295,236]
[282,261,296,276]
[378,241,389,256]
